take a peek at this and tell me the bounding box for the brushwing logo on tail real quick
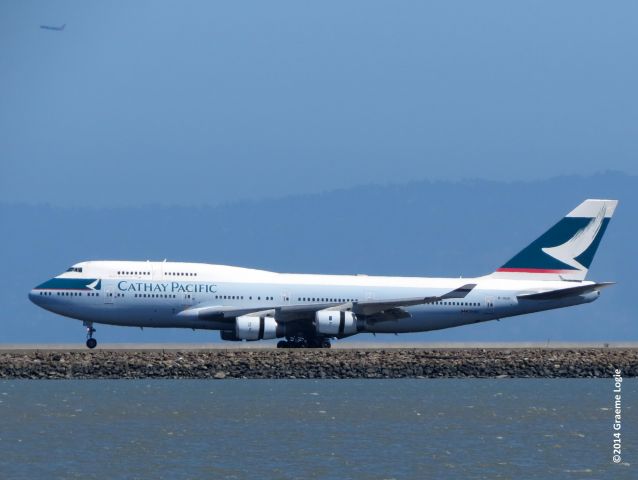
[541,206,606,272]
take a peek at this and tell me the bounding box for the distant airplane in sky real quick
[29,199,618,349]
[40,24,65,31]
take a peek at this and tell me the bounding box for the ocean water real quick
[0,379,635,479]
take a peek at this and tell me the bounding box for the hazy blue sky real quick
[1,1,637,207]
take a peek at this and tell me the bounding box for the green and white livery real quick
[30,199,618,349]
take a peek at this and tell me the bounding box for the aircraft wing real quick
[517,282,615,301]
[179,303,333,323]
[348,283,477,316]
[178,305,270,321]
[181,283,477,323]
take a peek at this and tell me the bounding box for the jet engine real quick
[235,315,282,341]
[220,330,241,341]
[314,311,357,336]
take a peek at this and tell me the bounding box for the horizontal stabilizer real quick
[517,282,615,301]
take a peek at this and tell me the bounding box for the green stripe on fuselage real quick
[35,278,99,290]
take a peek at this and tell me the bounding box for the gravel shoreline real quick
[1,349,636,379]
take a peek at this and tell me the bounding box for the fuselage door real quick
[152,262,163,281]
[104,289,114,305]
[182,293,194,307]
[485,296,495,314]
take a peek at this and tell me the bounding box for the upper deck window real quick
[66,267,83,273]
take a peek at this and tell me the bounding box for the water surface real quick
[0,380,635,479]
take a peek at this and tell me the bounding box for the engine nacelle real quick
[235,315,282,341]
[220,330,240,341]
[314,311,357,336]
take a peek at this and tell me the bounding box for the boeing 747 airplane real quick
[29,199,617,348]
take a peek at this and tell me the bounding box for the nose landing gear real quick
[84,321,97,349]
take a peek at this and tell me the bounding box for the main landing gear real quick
[277,337,331,349]
[84,321,97,349]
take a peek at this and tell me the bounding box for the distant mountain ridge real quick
[1,172,634,343]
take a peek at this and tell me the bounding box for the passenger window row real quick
[134,293,177,298]
[46,289,482,307]
[115,271,199,277]
[214,295,275,301]
[44,290,483,308]
[298,297,357,303]
[434,301,480,306]
[116,271,198,277]
[210,296,356,303]
[217,295,244,300]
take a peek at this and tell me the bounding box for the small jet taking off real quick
[40,24,65,31]
[29,199,618,349]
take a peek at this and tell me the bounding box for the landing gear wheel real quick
[84,322,97,349]
[278,337,307,348]
[278,337,331,348]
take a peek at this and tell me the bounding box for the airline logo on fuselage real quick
[117,281,217,294]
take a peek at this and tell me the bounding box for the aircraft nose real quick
[28,289,41,305]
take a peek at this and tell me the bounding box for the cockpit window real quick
[66,267,83,273]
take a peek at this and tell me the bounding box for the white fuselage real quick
[29,260,600,338]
